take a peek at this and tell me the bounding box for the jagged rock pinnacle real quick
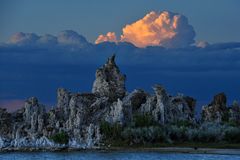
[92,54,126,101]
[106,54,116,66]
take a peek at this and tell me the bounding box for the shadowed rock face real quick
[140,85,196,125]
[0,55,216,150]
[92,55,126,101]
[212,93,227,106]
[0,108,12,137]
[24,97,46,132]
[202,93,229,123]
[57,88,70,109]
[229,101,240,124]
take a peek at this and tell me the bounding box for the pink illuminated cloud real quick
[95,32,117,44]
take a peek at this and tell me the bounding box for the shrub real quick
[197,122,226,143]
[100,121,123,140]
[173,120,195,128]
[133,113,157,127]
[50,131,69,144]
[185,128,199,142]
[197,129,219,143]
[121,126,167,144]
[167,125,188,142]
[227,120,239,127]
[149,126,167,143]
[224,127,240,143]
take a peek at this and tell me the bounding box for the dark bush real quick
[172,120,195,128]
[133,114,157,127]
[167,126,188,142]
[227,120,239,127]
[100,121,123,140]
[50,131,69,144]
[121,126,167,144]
[224,127,240,143]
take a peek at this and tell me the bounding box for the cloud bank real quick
[95,11,196,48]
[7,30,90,48]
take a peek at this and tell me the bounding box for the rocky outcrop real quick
[228,101,240,124]
[0,108,12,138]
[202,93,240,124]
[24,97,46,133]
[125,89,148,112]
[0,95,103,150]
[2,55,239,151]
[140,85,196,124]
[92,55,126,101]
[57,88,70,108]
[202,93,228,123]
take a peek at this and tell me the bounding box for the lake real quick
[0,151,240,160]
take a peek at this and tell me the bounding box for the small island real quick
[0,55,240,152]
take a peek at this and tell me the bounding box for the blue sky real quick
[1,0,240,43]
[0,0,240,112]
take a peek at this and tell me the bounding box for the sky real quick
[1,0,240,43]
[0,0,240,113]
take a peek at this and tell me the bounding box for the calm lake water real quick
[0,151,240,160]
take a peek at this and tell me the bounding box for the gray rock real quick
[0,55,202,150]
[24,97,46,133]
[92,55,126,101]
[154,85,169,124]
[105,99,124,124]
[228,101,240,124]
[57,88,70,106]
[0,108,12,137]
[57,88,71,121]
[202,93,228,123]
[125,89,148,112]
[140,85,196,124]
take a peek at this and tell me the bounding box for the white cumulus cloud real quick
[38,34,57,45]
[57,30,89,47]
[9,32,39,45]
[7,30,90,48]
[195,41,209,48]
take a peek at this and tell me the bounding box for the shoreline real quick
[107,147,240,155]
[1,146,240,155]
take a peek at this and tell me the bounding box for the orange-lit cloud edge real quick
[95,11,196,48]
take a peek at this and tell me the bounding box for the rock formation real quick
[202,93,240,124]
[0,108,12,138]
[92,55,126,101]
[140,85,196,125]
[228,101,240,124]
[24,97,46,133]
[0,55,239,151]
[202,93,228,122]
